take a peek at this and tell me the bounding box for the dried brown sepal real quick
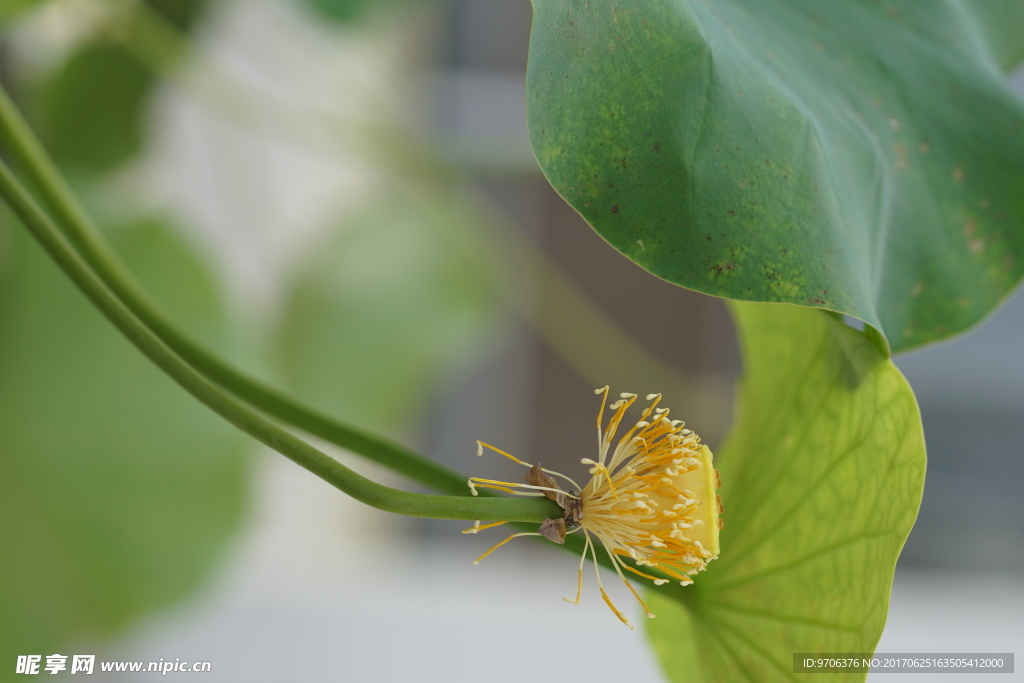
[525,463,559,501]
[561,492,582,530]
[524,464,581,539]
[538,517,567,544]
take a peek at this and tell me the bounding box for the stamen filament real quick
[473,532,540,565]
[477,440,533,467]
[468,387,721,627]
[467,477,562,497]
[461,520,508,534]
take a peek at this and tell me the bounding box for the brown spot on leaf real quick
[611,205,620,214]
[893,143,908,168]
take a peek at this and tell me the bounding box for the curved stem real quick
[0,56,629,576]
[0,86,468,496]
[0,157,561,524]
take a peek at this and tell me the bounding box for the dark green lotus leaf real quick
[527,0,1024,352]
[645,302,924,682]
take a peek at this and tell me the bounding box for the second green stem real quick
[0,157,560,525]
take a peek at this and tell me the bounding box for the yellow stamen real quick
[594,386,610,442]
[612,394,662,455]
[615,565,656,618]
[473,532,539,565]
[467,388,722,628]
[599,586,632,629]
[467,480,517,495]
[476,442,582,491]
[588,531,633,630]
[477,440,533,467]
[620,563,666,584]
[467,477,559,497]
[603,395,637,448]
[562,532,591,606]
[461,520,508,534]
[580,459,619,500]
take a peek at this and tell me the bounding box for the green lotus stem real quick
[0,86,471,496]
[0,156,561,524]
